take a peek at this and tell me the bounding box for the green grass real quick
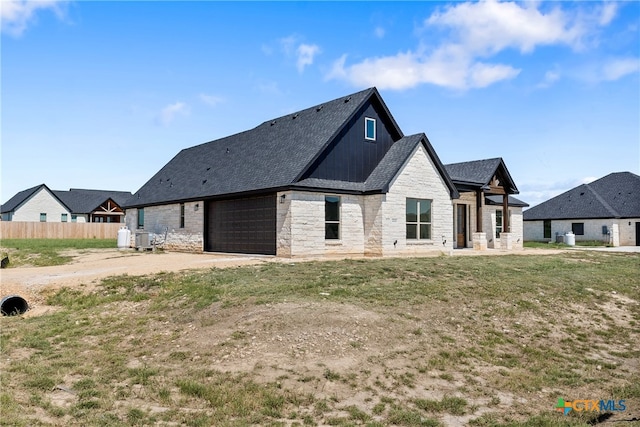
[0,238,116,267]
[1,251,638,426]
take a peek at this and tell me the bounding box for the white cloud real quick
[426,0,584,54]
[537,69,561,89]
[1,0,68,37]
[601,57,640,81]
[598,2,618,26]
[296,43,320,73]
[156,102,189,126]
[327,0,618,91]
[199,94,224,107]
[278,35,321,73]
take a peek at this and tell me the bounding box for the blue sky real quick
[2,1,639,208]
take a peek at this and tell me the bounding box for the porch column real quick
[476,190,483,232]
[502,194,509,232]
[472,190,487,250]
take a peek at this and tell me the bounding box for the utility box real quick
[135,232,150,249]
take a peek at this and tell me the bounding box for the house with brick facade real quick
[1,184,131,223]
[524,172,640,246]
[125,88,524,256]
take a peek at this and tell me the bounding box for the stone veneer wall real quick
[379,145,454,255]
[276,145,455,257]
[125,202,204,252]
[484,206,524,249]
[524,218,639,246]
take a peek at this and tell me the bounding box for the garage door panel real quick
[205,194,276,255]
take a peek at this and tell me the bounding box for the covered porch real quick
[445,158,528,250]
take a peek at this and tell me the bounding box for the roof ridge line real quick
[585,183,619,218]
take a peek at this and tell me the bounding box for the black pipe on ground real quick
[1,295,29,316]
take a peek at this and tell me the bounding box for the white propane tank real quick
[565,231,575,246]
[117,226,131,249]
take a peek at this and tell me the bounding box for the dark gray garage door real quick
[205,194,276,255]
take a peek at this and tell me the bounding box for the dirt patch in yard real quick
[5,247,635,426]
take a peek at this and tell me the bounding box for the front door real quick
[456,205,467,248]
[636,222,640,246]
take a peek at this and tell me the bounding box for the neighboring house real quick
[445,158,529,250]
[523,172,640,246]
[1,184,132,223]
[125,87,524,256]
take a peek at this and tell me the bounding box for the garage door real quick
[205,194,276,255]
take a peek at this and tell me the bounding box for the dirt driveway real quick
[0,249,271,316]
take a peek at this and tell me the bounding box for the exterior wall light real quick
[280,194,286,204]
[194,203,199,211]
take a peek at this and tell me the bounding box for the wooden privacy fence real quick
[0,222,123,239]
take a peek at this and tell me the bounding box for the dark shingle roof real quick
[444,158,519,194]
[1,184,48,213]
[54,189,132,213]
[1,185,132,214]
[127,88,381,207]
[485,195,529,207]
[523,172,640,220]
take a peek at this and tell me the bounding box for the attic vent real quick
[344,96,351,103]
[316,105,323,112]
[292,113,299,119]
[270,120,277,126]
[202,179,207,185]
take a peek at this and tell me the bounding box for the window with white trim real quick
[406,198,431,240]
[365,117,376,141]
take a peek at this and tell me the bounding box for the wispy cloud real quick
[278,35,320,73]
[1,0,68,37]
[601,57,640,81]
[374,26,385,39]
[327,0,621,91]
[296,43,320,73]
[156,102,189,126]
[199,93,224,107]
[537,69,561,89]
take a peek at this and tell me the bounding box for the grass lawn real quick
[0,239,117,267]
[1,250,638,426]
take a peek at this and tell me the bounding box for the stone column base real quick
[500,233,513,250]
[472,232,487,250]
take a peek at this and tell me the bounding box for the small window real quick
[137,208,145,229]
[406,198,432,240]
[61,213,68,222]
[496,210,503,238]
[180,203,185,228]
[572,223,584,235]
[40,213,47,222]
[543,220,551,239]
[71,215,77,223]
[325,196,340,240]
[365,117,376,141]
